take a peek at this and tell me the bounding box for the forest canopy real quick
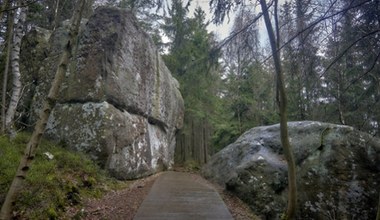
[0,0,379,157]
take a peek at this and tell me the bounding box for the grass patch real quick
[0,132,128,219]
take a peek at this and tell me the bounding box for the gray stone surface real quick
[134,172,233,220]
[18,27,51,126]
[26,7,184,179]
[203,121,380,219]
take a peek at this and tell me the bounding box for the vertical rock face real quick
[203,121,380,219]
[28,7,184,179]
[19,27,51,125]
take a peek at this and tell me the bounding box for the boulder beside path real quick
[203,121,380,219]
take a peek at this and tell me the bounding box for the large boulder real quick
[203,121,380,219]
[28,7,184,179]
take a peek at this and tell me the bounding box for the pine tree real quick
[322,0,380,135]
[163,1,221,164]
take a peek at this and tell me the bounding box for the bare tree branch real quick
[343,47,380,92]
[0,0,39,13]
[261,0,372,64]
[214,12,263,52]
[321,29,380,78]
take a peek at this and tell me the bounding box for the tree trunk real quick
[203,120,208,164]
[198,121,203,164]
[295,0,306,120]
[184,133,188,162]
[191,118,195,160]
[376,192,380,220]
[1,7,14,134]
[337,80,346,125]
[5,0,27,134]
[260,0,297,219]
[52,0,60,30]
[0,1,87,219]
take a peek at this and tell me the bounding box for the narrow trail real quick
[71,170,258,219]
[134,171,234,220]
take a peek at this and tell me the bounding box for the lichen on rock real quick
[203,121,380,219]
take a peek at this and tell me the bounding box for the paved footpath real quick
[134,171,233,220]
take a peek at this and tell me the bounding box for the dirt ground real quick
[65,171,259,220]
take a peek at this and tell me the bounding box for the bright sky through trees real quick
[188,0,232,39]
[188,0,269,45]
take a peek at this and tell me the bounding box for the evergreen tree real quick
[322,0,380,135]
[26,0,94,29]
[163,1,221,164]
[280,0,321,121]
[214,7,277,149]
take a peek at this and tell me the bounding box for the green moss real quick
[0,132,129,219]
[47,206,58,219]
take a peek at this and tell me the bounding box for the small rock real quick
[43,152,54,160]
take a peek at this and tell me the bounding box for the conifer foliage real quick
[162,0,222,164]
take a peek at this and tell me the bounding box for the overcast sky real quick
[188,0,233,40]
[188,0,269,46]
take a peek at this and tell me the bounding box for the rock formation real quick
[19,27,51,125]
[203,121,380,219]
[23,7,184,179]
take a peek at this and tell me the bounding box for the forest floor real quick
[66,169,260,220]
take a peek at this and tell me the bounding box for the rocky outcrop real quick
[18,27,51,126]
[203,121,380,219]
[27,7,184,179]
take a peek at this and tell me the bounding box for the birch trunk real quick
[52,0,60,30]
[1,8,14,134]
[0,1,86,219]
[5,1,27,133]
[260,0,298,219]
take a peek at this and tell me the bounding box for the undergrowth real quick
[0,132,128,219]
